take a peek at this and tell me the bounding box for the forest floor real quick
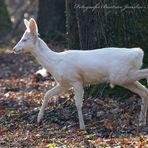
[0,49,148,147]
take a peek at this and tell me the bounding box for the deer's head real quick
[13,18,39,54]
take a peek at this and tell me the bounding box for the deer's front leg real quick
[38,84,67,123]
[73,82,85,130]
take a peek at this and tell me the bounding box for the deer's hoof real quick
[37,112,44,123]
[139,120,146,126]
[80,124,86,130]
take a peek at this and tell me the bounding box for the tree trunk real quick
[65,0,80,49]
[37,0,66,44]
[0,0,11,40]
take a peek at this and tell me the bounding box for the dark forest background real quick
[1,1,148,52]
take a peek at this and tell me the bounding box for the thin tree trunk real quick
[65,0,80,49]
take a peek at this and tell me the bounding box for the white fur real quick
[13,18,148,129]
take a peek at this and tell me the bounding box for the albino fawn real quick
[13,18,148,129]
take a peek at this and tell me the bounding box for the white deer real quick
[13,18,148,130]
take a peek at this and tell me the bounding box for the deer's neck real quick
[32,38,59,75]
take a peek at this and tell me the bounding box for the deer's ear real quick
[29,18,38,37]
[24,19,29,30]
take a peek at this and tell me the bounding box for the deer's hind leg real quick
[121,81,148,126]
[129,69,148,85]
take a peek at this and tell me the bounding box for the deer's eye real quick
[22,39,27,42]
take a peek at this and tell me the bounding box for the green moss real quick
[85,84,131,99]
[85,79,147,99]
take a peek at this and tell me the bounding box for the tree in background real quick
[67,0,148,51]
[65,0,80,49]
[0,0,11,40]
[37,0,66,44]
[5,0,38,43]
